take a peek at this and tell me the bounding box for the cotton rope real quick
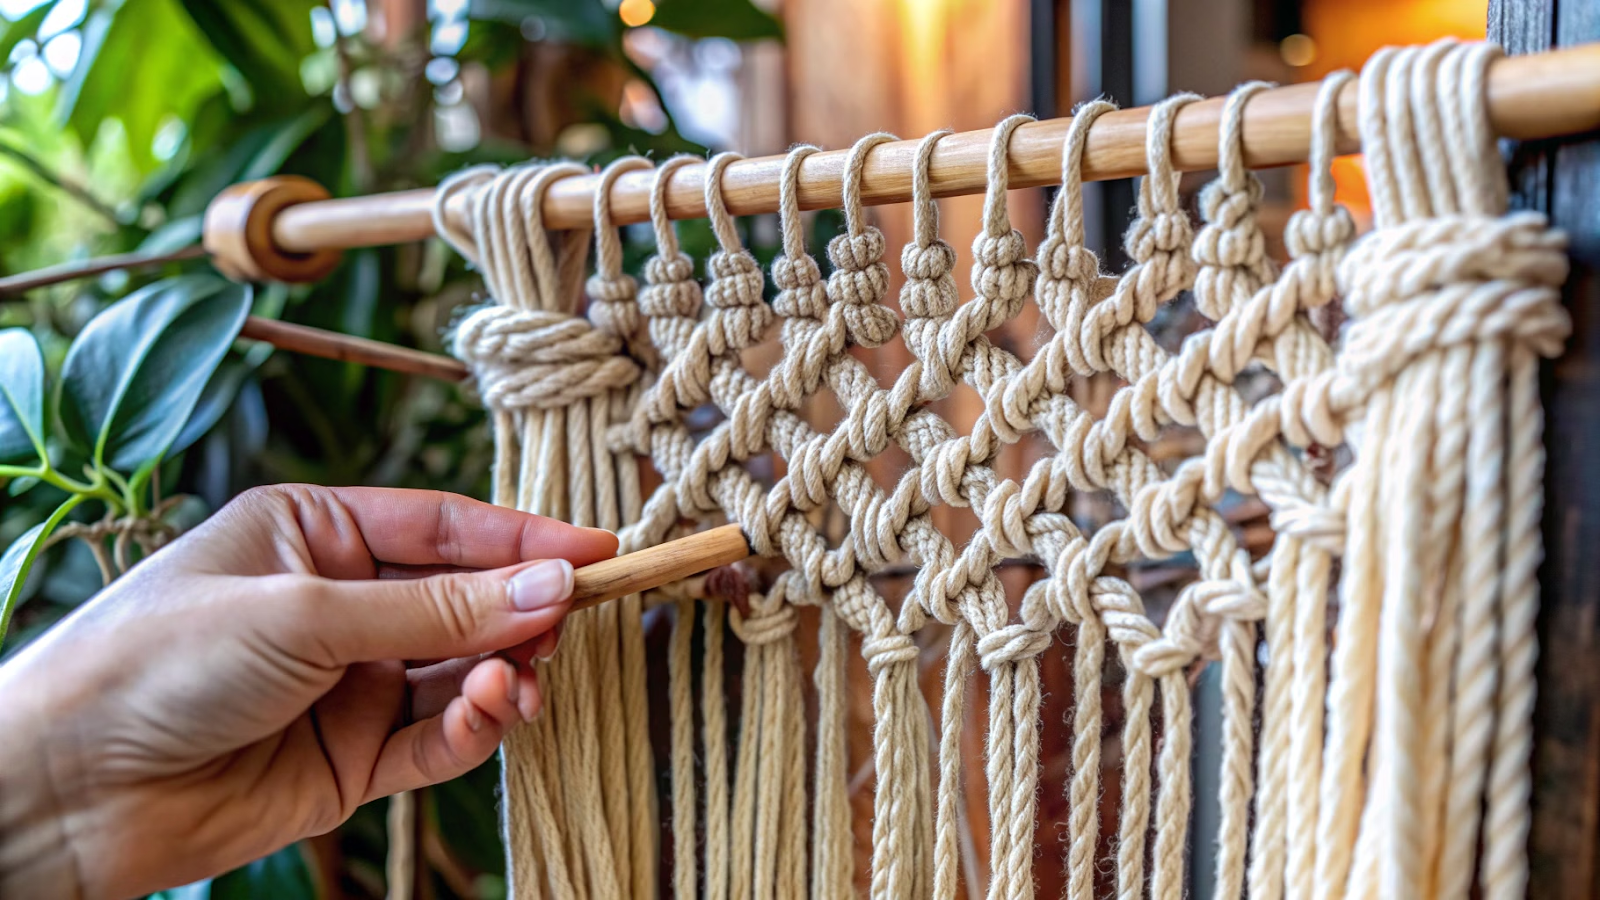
[429,37,1569,900]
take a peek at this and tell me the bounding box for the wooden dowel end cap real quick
[203,176,344,284]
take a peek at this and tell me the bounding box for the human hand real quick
[0,484,617,899]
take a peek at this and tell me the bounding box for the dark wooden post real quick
[1489,1,1600,896]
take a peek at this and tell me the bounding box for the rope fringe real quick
[432,39,1568,900]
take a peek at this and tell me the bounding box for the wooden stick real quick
[238,316,469,381]
[569,523,752,612]
[264,43,1600,252]
[0,245,208,295]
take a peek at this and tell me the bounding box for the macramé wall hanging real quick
[193,36,1597,900]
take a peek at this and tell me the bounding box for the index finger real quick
[323,487,618,570]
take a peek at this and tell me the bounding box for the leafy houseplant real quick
[0,273,250,640]
[0,0,783,894]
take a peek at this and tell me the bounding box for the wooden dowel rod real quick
[267,42,1600,253]
[238,316,468,381]
[0,245,208,295]
[569,523,752,612]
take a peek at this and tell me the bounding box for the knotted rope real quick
[425,39,1568,900]
[1329,40,1568,900]
[437,159,656,899]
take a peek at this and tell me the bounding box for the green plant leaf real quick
[0,494,84,642]
[169,341,271,458]
[0,328,46,465]
[649,0,783,41]
[57,0,227,174]
[177,0,318,109]
[57,275,252,473]
[0,4,51,64]
[162,103,333,220]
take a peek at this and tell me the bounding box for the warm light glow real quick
[619,0,655,28]
[1280,33,1318,67]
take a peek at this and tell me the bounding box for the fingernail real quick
[517,681,541,722]
[503,660,521,710]
[518,672,544,720]
[509,560,574,612]
[534,621,564,661]
[463,700,485,733]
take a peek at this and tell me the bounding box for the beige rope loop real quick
[1409,40,1464,218]
[841,132,896,237]
[519,162,588,307]
[1215,81,1274,194]
[431,164,497,264]
[1049,100,1116,251]
[1199,82,1272,239]
[1284,70,1358,260]
[1193,82,1274,316]
[705,151,746,253]
[1142,92,1201,215]
[1445,41,1507,214]
[588,156,653,340]
[1308,71,1354,216]
[592,156,652,279]
[470,167,535,308]
[770,144,829,330]
[699,152,771,359]
[824,133,900,349]
[1126,93,1201,261]
[980,113,1035,238]
[900,128,962,403]
[777,143,821,261]
[1359,46,1401,226]
[649,154,697,258]
[909,129,951,248]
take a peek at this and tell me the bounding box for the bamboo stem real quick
[266,43,1600,252]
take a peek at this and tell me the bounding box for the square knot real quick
[827,228,887,271]
[1036,238,1101,285]
[584,273,641,338]
[977,624,1052,671]
[837,302,899,348]
[1283,207,1356,258]
[705,250,768,309]
[730,601,798,646]
[1124,211,1193,260]
[862,632,920,677]
[971,229,1029,268]
[1336,215,1572,379]
[1197,177,1264,230]
[900,240,956,282]
[452,306,639,411]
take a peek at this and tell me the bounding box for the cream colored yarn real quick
[434,37,1569,900]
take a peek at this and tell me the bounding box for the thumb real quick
[284,558,575,665]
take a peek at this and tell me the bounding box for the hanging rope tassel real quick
[1319,39,1569,899]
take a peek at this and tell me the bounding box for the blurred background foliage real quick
[0,0,781,896]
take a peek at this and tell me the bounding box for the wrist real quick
[0,679,85,898]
